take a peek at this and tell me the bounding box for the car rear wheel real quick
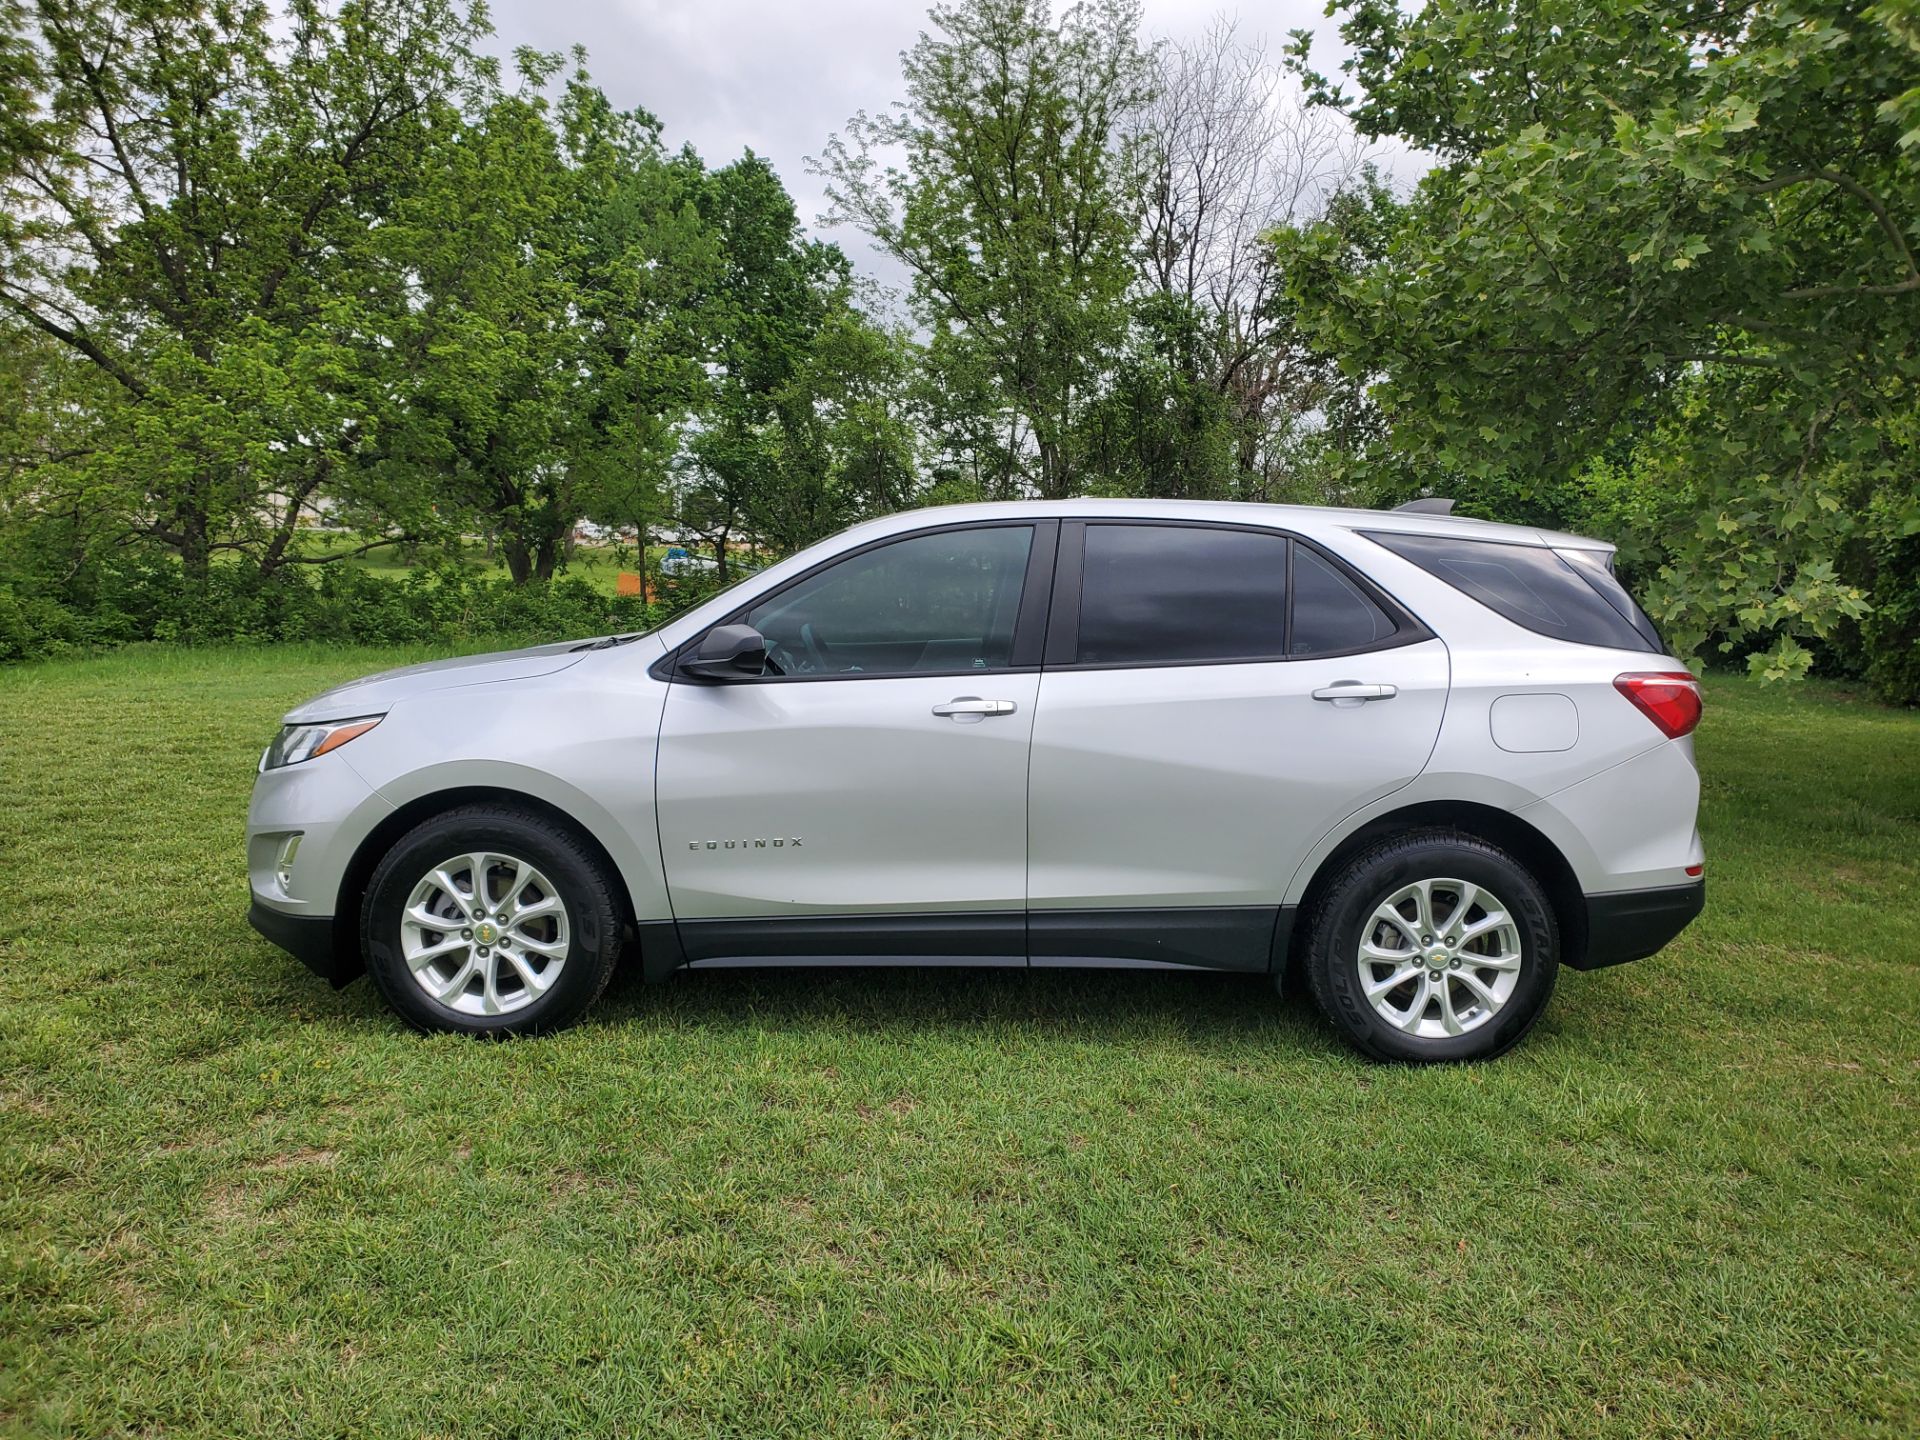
[1302,830,1558,1063]
[361,805,622,1035]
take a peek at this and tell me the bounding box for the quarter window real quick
[1075,524,1290,665]
[744,525,1033,676]
[1290,545,1400,656]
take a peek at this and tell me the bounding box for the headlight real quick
[263,715,383,770]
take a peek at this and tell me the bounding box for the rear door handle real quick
[932,696,1018,720]
[1311,682,1397,703]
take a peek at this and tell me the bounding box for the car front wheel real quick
[1302,830,1559,1063]
[361,805,623,1035]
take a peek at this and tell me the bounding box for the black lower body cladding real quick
[1575,881,1705,969]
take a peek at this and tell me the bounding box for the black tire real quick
[1301,829,1558,1063]
[361,804,623,1036]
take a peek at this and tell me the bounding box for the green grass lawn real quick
[2,648,1916,1438]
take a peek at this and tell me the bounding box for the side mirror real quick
[680,623,769,681]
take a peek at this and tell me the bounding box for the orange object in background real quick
[615,572,642,597]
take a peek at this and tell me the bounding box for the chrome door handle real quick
[1311,682,1397,703]
[932,696,1018,719]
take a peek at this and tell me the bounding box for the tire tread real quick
[1300,827,1558,1063]
[360,803,623,1036]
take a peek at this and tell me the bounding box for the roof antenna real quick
[1393,497,1456,516]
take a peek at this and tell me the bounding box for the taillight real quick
[1614,671,1703,739]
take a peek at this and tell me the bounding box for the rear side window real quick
[1560,547,1663,650]
[1367,531,1656,653]
[1291,546,1399,655]
[1076,524,1289,665]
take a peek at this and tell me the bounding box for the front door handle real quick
[1311,682,1398,703]
[932,696,1018,721]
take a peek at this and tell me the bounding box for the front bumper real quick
[246,748,391,990]
[248,900,360,988]
[1574,879,1705,970]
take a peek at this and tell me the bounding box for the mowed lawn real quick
[1,648,1916,1439]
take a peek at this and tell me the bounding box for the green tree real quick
[678,155,914,574]
[818,0,1151,499]
[389,54,714,583]
[750,304,920,553]
[0,321,128,617]
[679,153,842,576]
[0,0,490,595]
[1278,0,1920,685]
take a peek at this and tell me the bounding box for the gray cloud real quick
[483,1,1415,296]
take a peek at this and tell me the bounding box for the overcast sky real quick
[484,1,1410,301]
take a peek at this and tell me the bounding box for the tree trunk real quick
[502,537,534,585]
[1036,434,1072,500]
[178,509,211,588]
[502,530,563,584]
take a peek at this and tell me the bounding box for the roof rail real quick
[1393,497,1456,515]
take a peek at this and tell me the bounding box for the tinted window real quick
[745,525,1032,676]
[1076,524,1288,665]
[1560,547,1663,650]
[1291,546,1399,655]
[1369,532,1655,652]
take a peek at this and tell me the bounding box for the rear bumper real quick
[1575,880,1705,970]
[248,900,361,988]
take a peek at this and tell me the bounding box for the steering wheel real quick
[800,622,832,673]
[764,640,807,676]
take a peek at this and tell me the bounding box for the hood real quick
[282,639,601,722]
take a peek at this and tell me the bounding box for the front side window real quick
[1367,531,1656,652]
[744,525,1033,676]
[1075,524,1290,665]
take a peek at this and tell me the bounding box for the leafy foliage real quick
[0,0,493,586]
[818,0,1152,498]
[385,54,714,583]
[1277,0,1920,692]
[4,0,1917,704]
[0,550,666,662]
[680,155,915,573]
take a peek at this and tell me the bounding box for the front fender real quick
[359,757,670,925]
[341,671,672,926]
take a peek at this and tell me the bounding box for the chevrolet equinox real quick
[247,500,1705,1062]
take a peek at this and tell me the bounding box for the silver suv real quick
[247,500,1704,1062]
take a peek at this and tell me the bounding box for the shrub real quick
[1861,531,1920,707]
[0,555,677,663]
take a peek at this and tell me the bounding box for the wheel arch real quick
[1287,800,1589,977]
[329,787,641,982]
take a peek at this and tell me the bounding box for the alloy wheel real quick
[399,851,571,1016]
[1355,877,1524,1039]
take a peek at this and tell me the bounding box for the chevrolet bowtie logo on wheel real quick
[688,837,803,851]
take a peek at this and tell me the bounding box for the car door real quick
[1025,521,1448,971]
[655,520,1054,964]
